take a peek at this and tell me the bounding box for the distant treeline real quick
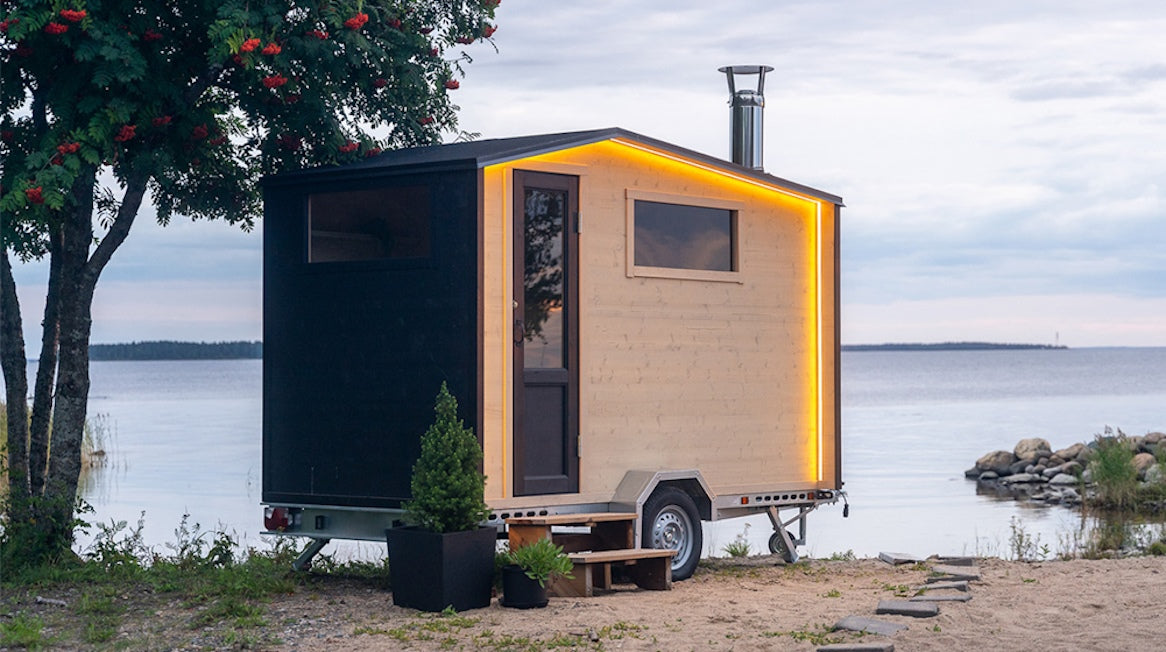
[842,342,1067,352]
[89,341,262,361]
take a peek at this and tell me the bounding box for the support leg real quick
[292,537,331,572]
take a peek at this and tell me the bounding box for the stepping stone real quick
[833,616,908,636]
[912,580,968,592]
[876,599,939,618]
[878,552,921,565]
[932,556,976,566]
[928,565,980,581]
[817,643,895,652]
[910,594,972,602]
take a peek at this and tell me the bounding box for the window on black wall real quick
[633,200,736,272]
[308,186,431,263]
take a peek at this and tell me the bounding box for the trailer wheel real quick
[642,487,702,581]
[768,530,799,564]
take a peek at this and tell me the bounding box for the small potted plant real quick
[385,383,494,612]
[501,537,574,609]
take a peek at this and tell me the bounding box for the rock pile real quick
[967,433,1166,506]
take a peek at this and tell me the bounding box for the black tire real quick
[642,487,702,581]
[768,530,799,563]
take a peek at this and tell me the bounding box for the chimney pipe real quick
[718,65,773,170]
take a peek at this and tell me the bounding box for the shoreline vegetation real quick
[87,340,262,361]
[843,341,1068,351]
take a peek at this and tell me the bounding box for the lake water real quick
[9,348,1166,561]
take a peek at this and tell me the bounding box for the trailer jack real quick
[292,538,331,572]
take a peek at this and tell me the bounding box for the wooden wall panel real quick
[482,140,838,500]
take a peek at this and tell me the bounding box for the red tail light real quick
[264,506,290,531]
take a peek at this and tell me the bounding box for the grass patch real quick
[760,623,848,646]
[0,613,49,649]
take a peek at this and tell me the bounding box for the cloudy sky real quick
[10,0,1166,347]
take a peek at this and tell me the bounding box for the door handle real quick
[514,320,524,345]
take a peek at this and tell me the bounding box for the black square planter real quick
[385,525,496,612]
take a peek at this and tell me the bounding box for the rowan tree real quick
[0,0,499,567]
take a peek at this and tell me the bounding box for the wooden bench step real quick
[550,547,675,597]
[569,548,676,564]
[505,512,637,527]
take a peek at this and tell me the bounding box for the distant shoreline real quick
[87,340,262,361]
[842,342,1067,352]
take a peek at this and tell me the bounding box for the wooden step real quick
[550,547,675,597]
[505,512,637,526]
[506,512,637,551]
[568,548,676,564]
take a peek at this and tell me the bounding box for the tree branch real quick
[85,170,149,284]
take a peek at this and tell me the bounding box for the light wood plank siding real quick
[481,140,839,500]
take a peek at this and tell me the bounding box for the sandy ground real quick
[256,555,1166,651]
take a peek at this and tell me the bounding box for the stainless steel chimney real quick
[718,65,773,170]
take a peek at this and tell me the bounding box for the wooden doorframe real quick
[512,170,580,496]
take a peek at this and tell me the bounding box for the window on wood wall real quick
[626,190,743,282]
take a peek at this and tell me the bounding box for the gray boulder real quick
[1001,473,1041,484]
[1061,460,1083,476]
[978,471,999,480]
[1081,468,1093,484]
[1009,460,1031,475]
[1145,465,1164,485]
[1054,442,1087,461]
[1015,437,1052,462]
[976,450,1016,474]
[1042,466,1062,479]
[1144,432,1166,445]
[1133,453,1157,479]
[1049,473,1077,485]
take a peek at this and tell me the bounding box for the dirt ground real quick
[12,554,1165,651]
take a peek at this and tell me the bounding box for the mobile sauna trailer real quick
[262,121,843,579]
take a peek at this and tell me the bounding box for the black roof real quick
[263,127,842,205]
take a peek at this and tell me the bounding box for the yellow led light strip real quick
[611,137,827,485]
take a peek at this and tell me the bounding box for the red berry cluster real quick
[192,124,209,139]
[365,147,382,157]
[0,18,19,33]
[56,142,80,155]
[113,125,136,142]
[45,22,68,34]
[143,29,162,42]
[444,79,460,90]
[261,42,281,55]
[338,142,359,153]
[344,13,369,30]
[306,29,328,39]
[482,24,497,38]
[240,38,261,52]
[373,78,388,88]
[152,115,172,126]
[26,186,44,204]
[60,9,87,22]
[418,116,434,125]
[263,74,287,89]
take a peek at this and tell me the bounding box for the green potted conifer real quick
[385,383,494,612]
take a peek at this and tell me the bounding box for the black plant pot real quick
[501,564,548,609]
[385,526,496,612]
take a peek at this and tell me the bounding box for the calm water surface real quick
[14,348,1166,560]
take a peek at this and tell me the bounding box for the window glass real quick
[634,200,735,271]
[308,186,430,262]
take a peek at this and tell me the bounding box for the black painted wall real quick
[262,169,478,508]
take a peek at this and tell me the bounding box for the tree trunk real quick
[36,168,147,555]
[1,248,30,509]
[28,227,63,496]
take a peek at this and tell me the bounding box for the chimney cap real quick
[717,65,774,75]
